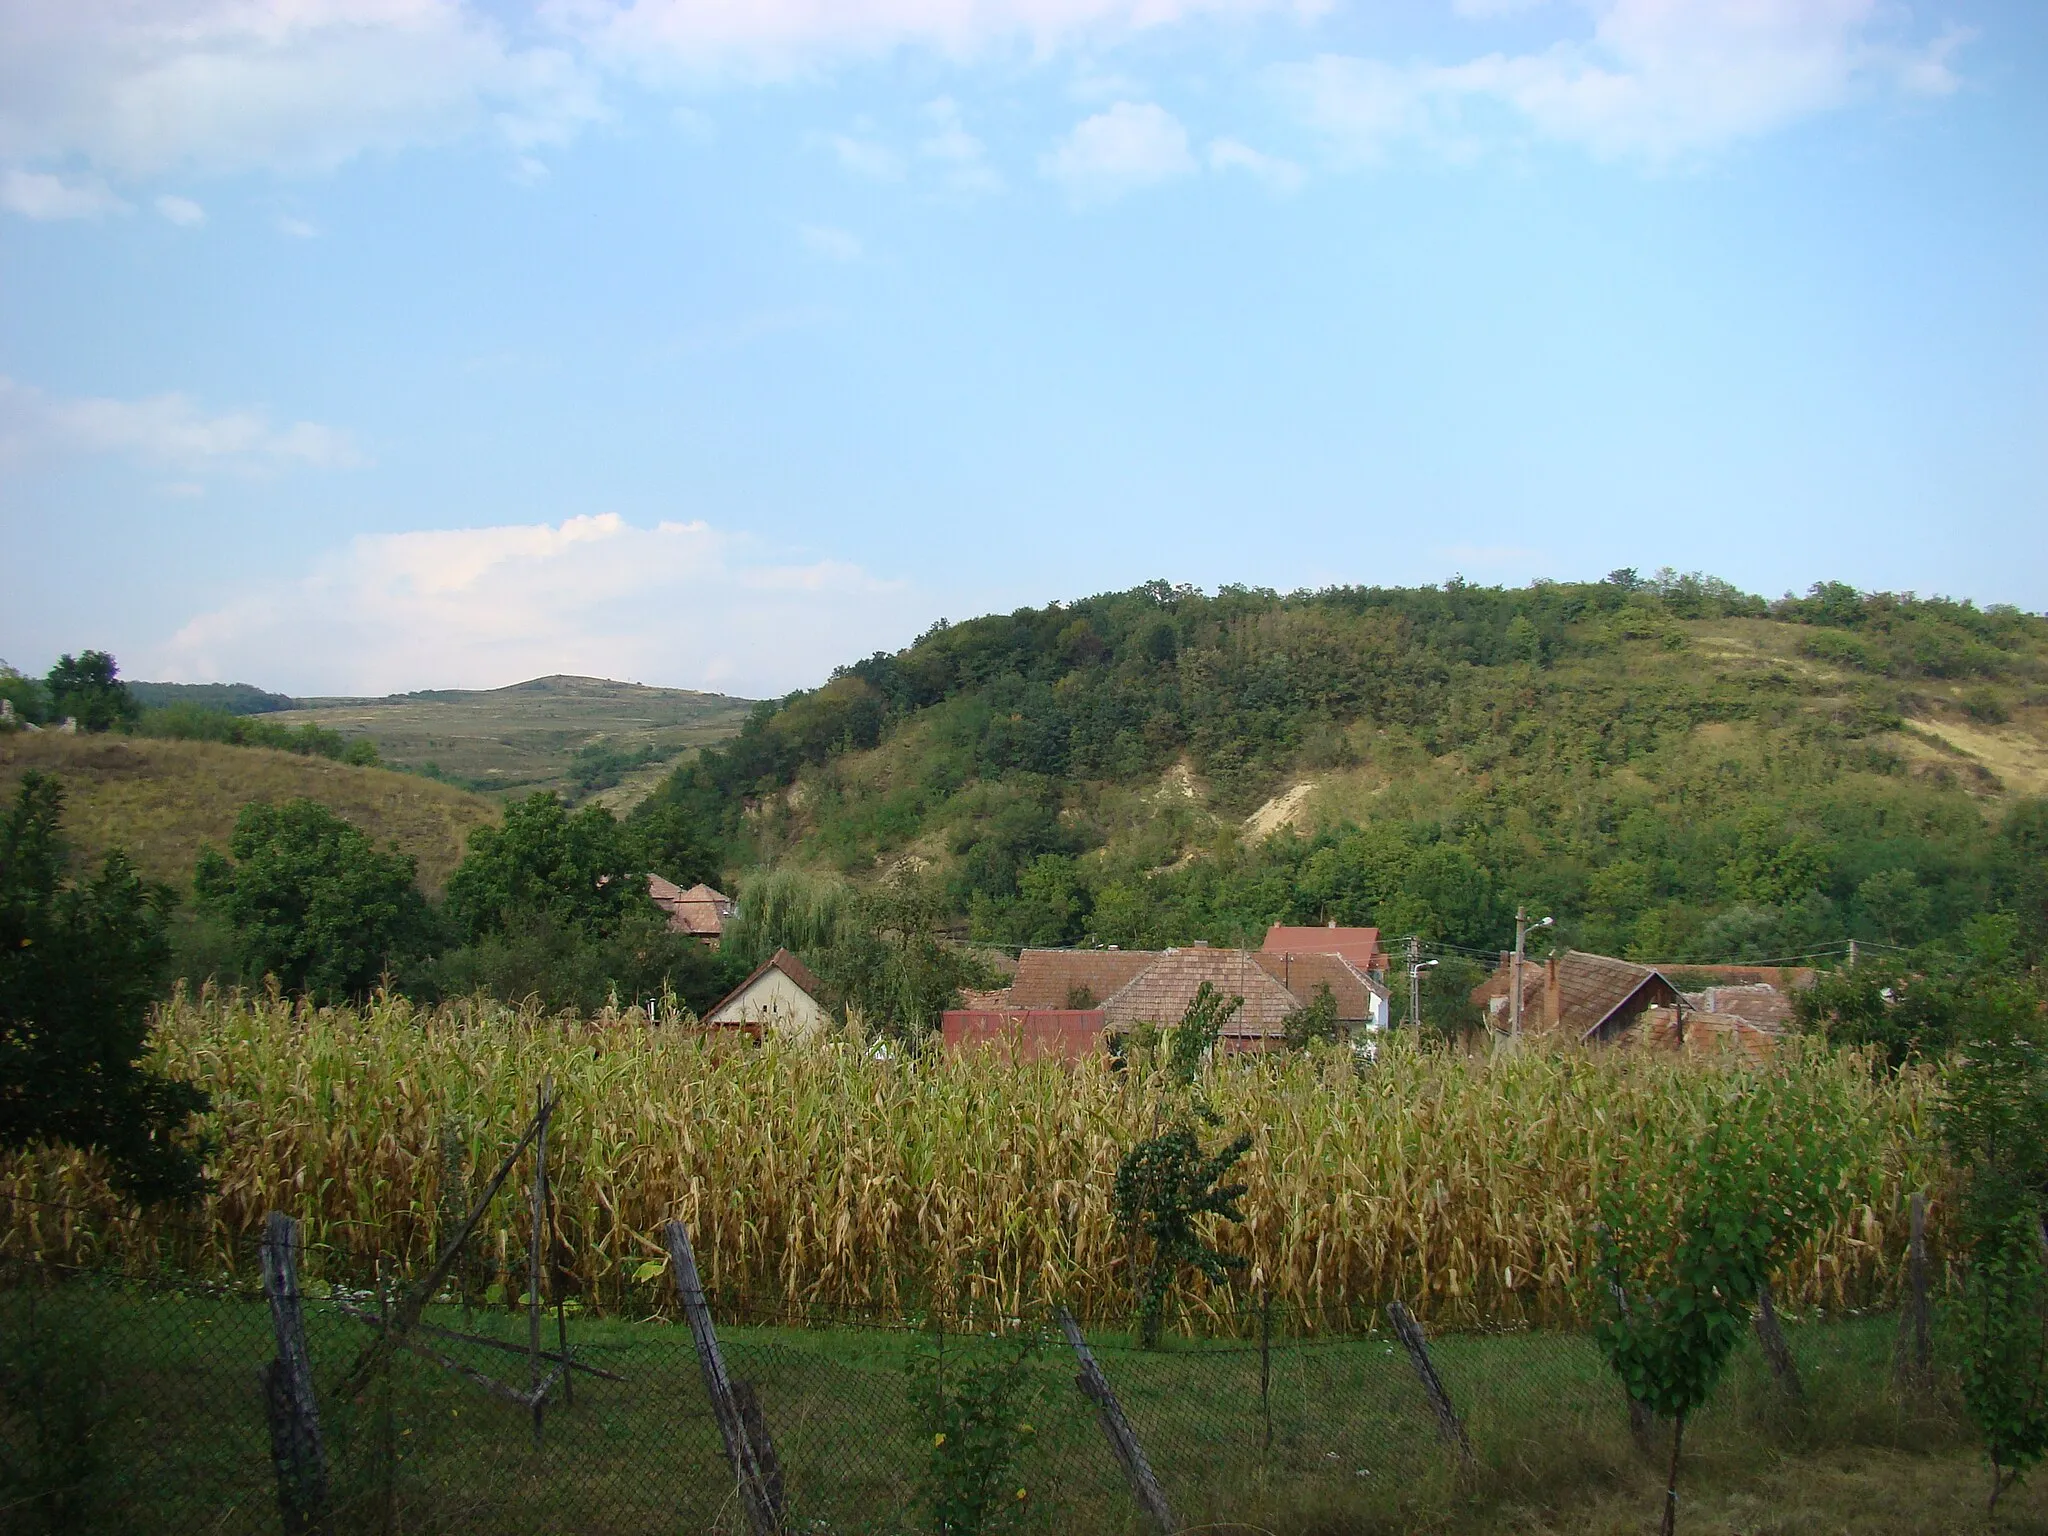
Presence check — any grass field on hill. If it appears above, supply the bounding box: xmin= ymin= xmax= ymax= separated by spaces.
xmin=268 ymin=674 xmax=754 ymax=807
xmin=0 ymin=731 xmax=497 ymax=893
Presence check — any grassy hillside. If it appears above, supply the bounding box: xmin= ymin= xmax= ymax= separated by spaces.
xmin=268 ymin=674 xmax=753 ymax=808
xmin=0 ymin=731 xmax=497 ymax=894
xmin=643 ymin=574 xmax=2048 ymax=966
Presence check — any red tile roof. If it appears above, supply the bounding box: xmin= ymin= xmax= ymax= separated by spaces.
xmin=1261 ymin=925 xmax=1383 ymax=972
xmin=1252 ymin=950 xmax=1387 ymax=1022
xmin=647 ymin=877 xmax=735 ymax=938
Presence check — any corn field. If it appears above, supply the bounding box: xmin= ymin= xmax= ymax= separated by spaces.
xmin=1 ymin=988 xmax=1944 ymax=1329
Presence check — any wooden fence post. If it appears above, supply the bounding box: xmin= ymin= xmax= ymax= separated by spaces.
xmin=528 ymin=1077 xmax=550 ymax=1449
xmin=1056 ymin=1307 xmax=1174 ymax=1533
xmin=664 ymin=1219 xmax=783 ymax=1535
xmin=1893 ymin=1192 xmax=1932 ymax=1390
xmin=260 ymin=1212 xmax=332 ymax=1536
xmin=1386 ymin=1301 xmax=1476 ymax=1474
xmin=1752 ymin=1282 xmax=1804 ymax=1401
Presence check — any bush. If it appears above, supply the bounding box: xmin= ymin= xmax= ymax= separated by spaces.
xmin=0 ymin=1289 xmax=132 ymax=1533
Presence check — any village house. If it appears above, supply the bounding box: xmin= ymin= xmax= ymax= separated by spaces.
xmin=941 ymin=925 xmax=1391 ymax=1059
xmin=646 ymin=876 xmax=735 ymax=947
xmin=703 ymin=948 xmax=832 ymax=1042
xmin=1472 ymin=951 xmax=1812 ymax=1057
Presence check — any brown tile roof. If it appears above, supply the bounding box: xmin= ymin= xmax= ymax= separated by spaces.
xmin=1550 ymin=951 xmax=1682 ymax=1041
xmin=1689 ymin=983 xmax=1795 ymax=1028
xmin=1261 ymin=925 xmax=1383 ymax=972
xmin=1100 ymin=949 xmax=1306 ymax=1038
xmin=647 ymin=879 xmax=735 ymax=938
xmin=1252 ymin=950 xmax=1387 ymax=1021
xmin=1006 ymin=949 xmax=1159 ymax=1010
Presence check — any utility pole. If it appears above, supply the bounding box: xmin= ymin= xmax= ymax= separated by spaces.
xmin=1407 ymin=935 xmax=1422 ymax=1029
xmin=1847 ymin=938 xmax=1858 ymax=968
xmin=1508 ymin=906 xmax=1553 ymax=1043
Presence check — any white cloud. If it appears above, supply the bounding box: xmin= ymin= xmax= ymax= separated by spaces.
xmin=800 ymin=223 xmax=864 ymax=261
xmin=1 ymin=167 xmax=125 ymax=220
xmin=920 ymin=97 xmax=1001 ymax=193
xmin=1042 ymin=101 xmax=1196 ymax=199
xmin=566 ymin=0 xmax=1323 ymax=81
xmin=821 ymin=130 xmax=904 ymax=180
xmin=0 ymin=375 xmax=362 ymax=473
xmin=1207 ymin=135 xmax=1303 ymax=191
xmin=277 ymin=215 xmax=319 ymax=238
xmin=154 ymin=193 xmax=205 ymax=226
xmin=0 ymin=0 xmax=604 ymax=180
xmin=1273 ymin=0 xmax=1969 ymax=164
xmin=149 ymin=513 xmax=921 ymax=697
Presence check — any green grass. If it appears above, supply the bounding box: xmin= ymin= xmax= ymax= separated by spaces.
xmin=268 ymin=675 xmax=754 ymax=808
xmin=0 ymin=731 xmax=497 ymax=894
xmin=0 ymin=1278 xmax=2019 ymax=1536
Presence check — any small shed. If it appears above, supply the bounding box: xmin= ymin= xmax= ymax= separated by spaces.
xmin=704 ymin=948 xmax=831 ymax=1042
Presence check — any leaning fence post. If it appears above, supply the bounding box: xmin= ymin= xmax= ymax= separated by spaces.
xmin=1056 ymin=1307 xmax=1174 ymax=1533
xmin=1753 ymin=1281 xmax=1804 ymax=1401
xmin=1386 ymin=1300 xmax=1476 ymax=1474
xmin=664 ymin=1219 xmax=782 ymax=1535
xmin=260 ymin=1212 xmax=332 ymax=1536
xmin=528 ymin=1076 xmax=550 ymax=1449
xmin=1893 ymin=1191 xmax=1932 ymax=1391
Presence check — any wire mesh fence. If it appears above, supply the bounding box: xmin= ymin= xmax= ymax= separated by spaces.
xmin=0 ymin=1216 xmax=1960 ymax=1536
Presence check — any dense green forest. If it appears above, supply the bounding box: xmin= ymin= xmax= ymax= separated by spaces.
xmin=639 ymin=571 xmax=2048 ymax=971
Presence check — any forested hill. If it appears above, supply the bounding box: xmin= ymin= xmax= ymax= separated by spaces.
xmin=639 ymin=573 xmax=2048 ymax=969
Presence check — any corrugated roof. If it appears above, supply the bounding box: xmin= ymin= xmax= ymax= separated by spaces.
xmin=1006 ymin=949 xmax=1159 ymax=1010
xmin=1260 ymin=925 xmax=1383 ymax=971
xmin=1101 ymin=950 xmax=1305 ymax=1037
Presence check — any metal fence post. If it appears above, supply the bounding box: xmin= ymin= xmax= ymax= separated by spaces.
xmin=1752 ymin=1281 xmax=1804 ymax=1400
xmin=1893 ymin=1191 xmax=1932 ymax=1391
xmin=665 ymin=1219 xmax=783 ymax=1535
xmin=1056 ymin=1307 xmax=1175 ymax=1533
xmin=1386 ymin=1300 xmax=1476 ymax=1474
xmin=260 ymin=1212 xmax=332 ymax=1536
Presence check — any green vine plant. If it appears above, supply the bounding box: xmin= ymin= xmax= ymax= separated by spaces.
xmin=1114 ymin=1122 xmax=1253 ymax=1348
xmin=1166 ymin=980 xmax=1240 ymax=1086
xmin=904 ymin=1331 xmax=1041 ymax=1536
xmin=1935 ymin=937 xmax=2048 ymax=1514
xmin=1592 ymin=1073 xmax=1847 ymax=1536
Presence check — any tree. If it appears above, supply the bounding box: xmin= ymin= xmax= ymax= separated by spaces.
xmin=1937 ymin=961 xmax=2048 ymax=1511
xmin=444 ymin=792 xmax=638 ymax=942
xmin=1593 ymin=1075 xmax=1846 ymax=1535
xmin=1167 ymin=981 xmax=1240 ymax=1085
xmin=195 ymin=799 xmax=433 ymax=1002
xmin=628 ymin=800 xmax=721 ymax=890
xmin=1113 ymin=1121 xmax=1251 ymax=1347
xmin=1795 ymin=917 xmax=2025 ymax=1069
xmin=1280 ymin=981 xmax=1339 ymax=1049
xmin=0 ymin=773 xmax=209 ymax=1203
xmin=43 ymin=651 xmax=138 ymax=733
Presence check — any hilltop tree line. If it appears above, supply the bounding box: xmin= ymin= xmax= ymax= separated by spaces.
xmin=2 ymin=652 xmax=378 ymax=765
xmin=636 ymin=572 xmax=2048 ymax=989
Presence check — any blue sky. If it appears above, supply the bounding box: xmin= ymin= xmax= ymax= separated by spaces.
xmin=2 ymin=0 xmax=2043 ymax=698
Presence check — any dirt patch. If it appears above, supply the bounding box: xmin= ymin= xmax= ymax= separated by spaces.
xmin=1910 ymin=717 xmax=2048 ymax=796
xmin=1243 ymin=782 xmax=1318 ymax=841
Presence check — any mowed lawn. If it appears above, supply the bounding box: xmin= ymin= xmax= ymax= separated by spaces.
xmin=0 ymin=1281 xmax=2024 ymax=1535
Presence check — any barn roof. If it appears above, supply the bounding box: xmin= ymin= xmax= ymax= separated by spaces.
xmin=1551 ymin=951 xmax=1682 ymax=1041
xmin=1252 ymin=950 xmax=1388 ymax=1020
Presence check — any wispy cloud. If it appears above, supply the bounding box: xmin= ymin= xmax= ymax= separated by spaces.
xmin=1208 ymin=135 xmax=1303 ymax=192
xmin=0 ymin=375 xmax=362 ymax=473
xmin=1042 ymin=101 xmax=1196 ymax=201
xmin=1 ymin=168 xmax=124 ymax=220
xmin=820 ymin=130 xmax=903 ymax=180
xmin=1272 ymin=0 xmax=1968 ymax=166
xmin=920 ymin=97 xmax=1001 ymax=194
xmin=151 ymin=513 xmax=921 ymax=697
xmin=154 ymin=193 xmax=204 ymax=226
xmin=799 ymin=223 xmax=863 ymax=261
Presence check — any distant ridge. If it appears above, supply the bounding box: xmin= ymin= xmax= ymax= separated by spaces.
xmin=126 ymin=681 xmax=295 ymax=716
xmin=296 ymin=675 xmax=739 ymax=708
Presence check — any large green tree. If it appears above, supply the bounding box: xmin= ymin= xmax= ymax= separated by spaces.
xmin=44 ymin=651 xmax=139 ymax=733
xmin=195 ymin=799 xmax=434 ymax=1001
xmin=0 ymin=773 xmax=209 ymax=1203
xmin=444 ymin=792 xmax=638 ymax=942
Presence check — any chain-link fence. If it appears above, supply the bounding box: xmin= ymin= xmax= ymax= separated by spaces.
xmin=0 ymin=1210 xmax=1960 ymax=1535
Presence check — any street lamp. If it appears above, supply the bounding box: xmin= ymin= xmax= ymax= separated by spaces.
xmin=1408 ymin=957 xmax=1438 ymax=1034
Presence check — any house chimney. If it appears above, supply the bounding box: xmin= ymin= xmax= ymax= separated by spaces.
xmin=1190 ymin=939 xmax=1209 ymax=948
